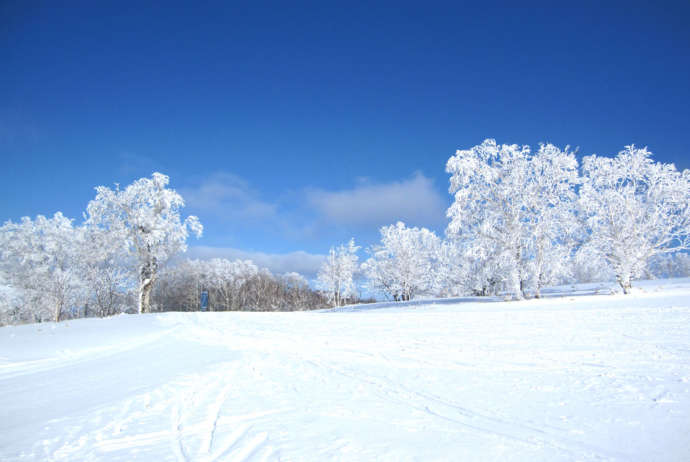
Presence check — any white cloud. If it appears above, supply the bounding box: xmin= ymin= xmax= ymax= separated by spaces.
xmin=307 ymin=173 xmax=447 ymax=229
xmin=179 ymin=172 xmax=277 ymax=221
xmin=186 ymin=246 xmax=325 ymax=278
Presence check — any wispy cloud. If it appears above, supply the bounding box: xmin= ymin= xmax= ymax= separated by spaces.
xmin=306 ymin=172 xmax=447 ymax=229
xmin=176 ymin=171 xmax=448 ymax=258
xmin=179 ymin=172 xmax=277 ymax=222
xmin=186 ymin=246 xmax=325 ymax=278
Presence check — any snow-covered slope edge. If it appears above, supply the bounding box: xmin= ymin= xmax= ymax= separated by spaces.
xmin=326 ymin=277 xmax=690 ymax=313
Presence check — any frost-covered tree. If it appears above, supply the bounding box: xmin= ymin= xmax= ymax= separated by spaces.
xmin=432 ymin=240 xmax=468 ymax=297
xmin=205 ymin=258 xmax=259 ymax=311
xmin=568 ymin=242 xmax=615 ymax=284
xmin=446 ymin=140 xmax=531 ymax=299
xmin=522 ymin=143 xmax=580 ymax=297
xmin=317 ymin=239 xmax=359 ymax=307
xmin=448 ymin=238 xmax=514 ymax=296
xmin=153 ymin=258 xmax=325 ymax=311
xmin=85 ymin=173 xmax=202 ymax=313
xmin=580 ymin=146 xmax=690 ymax=293
xmin=647 ymin=252 xmax=690 ymax=279
xmin=152 ymin=259 xmax=206 ymax=311
xmin=279 ymin=272 xmax=314 ymax=307
xmin=0 ymin=272 xmax=24 ymax=325
xmin=80 ymin=226 xmax=135 ymax=317
xmin=446 ymin=139 xmax=579 ymax=299
xmin=0 ymin=213 xmax=85 ymax=322
xmin=363 ymin=222 xmax=441 ymax=301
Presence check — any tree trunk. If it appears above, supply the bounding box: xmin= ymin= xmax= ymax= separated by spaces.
xmin=511 ymin=268 xmax=523 ymax=300
xmin=139 ymin=278 xmax=154 ymax=313
xmin=534 ymin=276 xmax=543 ymax=299
xmin=139 ymin=258 xmax=157 ymax=313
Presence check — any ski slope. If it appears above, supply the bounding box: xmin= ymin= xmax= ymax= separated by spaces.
xmin=2 ymin=279 xmax=690 ymax=461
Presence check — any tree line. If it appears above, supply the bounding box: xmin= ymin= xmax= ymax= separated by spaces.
xmin=0 ymin=173 xmax=327 ymax=325
xmin=317 ymin=141 xmax=690 ymax=305
xmin=2 ymin=140 xmax=689 ymax=321
xmin=152 ymin=258 xmax=326 ymax=312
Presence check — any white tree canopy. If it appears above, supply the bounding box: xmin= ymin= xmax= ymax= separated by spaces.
xmin=317 ymin=239 xmax=359 ymax=307
xmin=0 ymin=212 xmax=85 ymax=322
xmin=85 ymin=172 xmax=203 ymax=313
xmin=363 ymin=222 xmax=441 ymax=301
xmin=580 ymin=146 xmax=690 ymax=293
xmin=445 ymin=139 xmax=579 ymax=299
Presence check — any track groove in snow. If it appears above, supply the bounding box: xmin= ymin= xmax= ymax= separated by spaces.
xmin=202 ymin=382 xmax=232 ymax=456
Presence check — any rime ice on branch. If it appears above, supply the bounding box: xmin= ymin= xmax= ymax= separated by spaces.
xmin=363 ymin=222 xmax=441 ymax=301
xmin=317 ymin=239 xmax=359 ymax=307
xmin=85 ymin=173 xmax=202 ymax=313
xmin=445 ymin=139 xmax=579 ymax=299
xmin=579 ymin=146 xmax=690 ymax=293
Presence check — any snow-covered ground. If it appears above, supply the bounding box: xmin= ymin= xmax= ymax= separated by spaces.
xmin=2 ymin=279 xmax=690 ymax=461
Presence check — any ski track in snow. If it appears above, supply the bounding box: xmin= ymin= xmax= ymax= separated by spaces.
xmin=1 ymin=279 xmax=690 ymax=461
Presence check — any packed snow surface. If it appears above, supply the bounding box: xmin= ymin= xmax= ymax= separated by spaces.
xmin=2 ymin=280 xmax=690 ymax=461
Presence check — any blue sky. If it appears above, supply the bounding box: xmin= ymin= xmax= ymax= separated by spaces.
xmin=2 ymin=1 xmax=690 ymax=277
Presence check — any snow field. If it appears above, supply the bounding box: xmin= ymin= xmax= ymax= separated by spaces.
xmin=1 ymin=279 xmax=690 ymax=461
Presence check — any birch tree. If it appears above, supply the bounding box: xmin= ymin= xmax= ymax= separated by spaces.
xmin=0 ymin=213 xmax=85 ymax=322
xmin=522 ymin=143 xmax=579 ymax=297
xmin=80 ymin=226 xmax=135 ymax=317
xmin=363 ymin=222 xmax=441 ymax=301
xmin=446 ymin=139 xmax=532 ymax=299
xmin=580 ymin=146 xmax=690 ymax=293
xmin=317 ymin=239 xmax=359 ymax=307
xmin=85 ymin=173 xmax=202 ymax=313
xmin=446 ymin=139 xmax=580 ymax=299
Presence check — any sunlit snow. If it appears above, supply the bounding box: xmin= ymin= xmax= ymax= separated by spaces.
xmin=2 ymin=279 xmax=689 ymax=461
